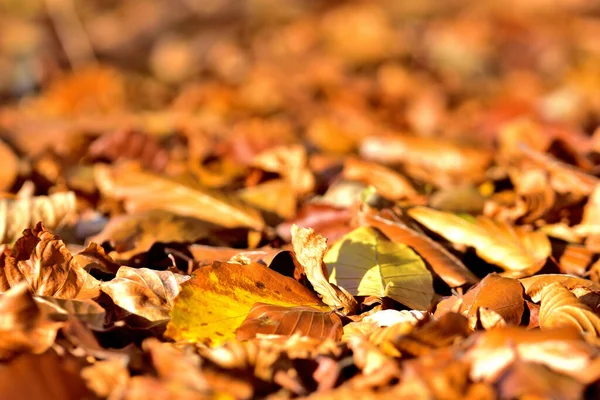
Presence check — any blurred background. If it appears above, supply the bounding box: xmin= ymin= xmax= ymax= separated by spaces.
xmin=1 ymin=0 xmax=600 ymax=133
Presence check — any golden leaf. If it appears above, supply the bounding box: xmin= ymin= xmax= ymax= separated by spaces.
xmin=165 ymin=262 xmax=326 ymax=346
xmin=539 ymin=282 xmax=600 ymax=336
xmin=0 ymin=223 xmax=100 ymax=299
xmin=101 ymin=267 xmax=189 ymax=322
xmin=408 ymin=206 xmax=550 ymax=277
xmin=520 ymin=274 xmax=600 ymax=303
xmin=324 ymin=226 xmax=434 ymax=310
xmin=291 ymin=224 xmax=358 ymax=314
xmin=94 ymin=163 xmax=264 ymax=230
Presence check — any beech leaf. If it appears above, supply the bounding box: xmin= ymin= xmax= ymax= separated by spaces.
xmin=236 ymin=303 xmax=343 ymax=341
xmin=101 ymin=267 xmax=189 ymax=322
xmin=408 ymin=206 xmax=551 ymax=277
xmin=0 ymin=223 xmax=100 ymax=299
xmin=324 ymin=226 xmax=434 ymax=310
xmin=165 ymin=262 xmax=327 ymax=346
xmin=539 ymin=283 xmax=600 ymax=337
xmin=94 ymin=163 xmax=265 ymax=230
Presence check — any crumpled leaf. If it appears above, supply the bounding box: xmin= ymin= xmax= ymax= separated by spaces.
xmin=435 ymin=274 xmax=525 ymax=329
xmin=0 ymin=283 xmax=64 ymax=360
xmin=539 ymin=282 xmax=600 ymax=336
xmin=165 ymin=262 xmax=326 ymax=346
xmin=101 ymin=267 xmax=189 ymax=322
xmin=291 ymin=225 xmax=358 ymax=314
xmin=95 ymin=163 xmax=264 ymax=230
xmin=35 ymin=296 xmax=106 ymax=330
xmin=324 ymin=226 xmax=434 ymax=310
xmin=408 ymin=206 xmax=551 ymax=278
xmin=520 ymin=274 xmax=600 ymax=303
xmin=0 ymin=188 xmax=76 ymax=244
xmin=236 ymin=303 xmax=343 ymax=341
xmin=361 ymin=212 xmax=478 ymax=287
xmin=0 ymin=223 xmax=100 ymax=299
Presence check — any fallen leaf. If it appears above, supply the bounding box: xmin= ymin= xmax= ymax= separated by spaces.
xmin=361 ymin=212 xmax=478 ymax=287
xmin=0 ymin=190 xmax=77 ymax=244
xmin=324 ymin=226 xmax=434 ymax=310
xmin=435 ymin=274 xmax=525 ymax=329
xmin=291 ymin=224 xmax=358 ymax=314
xmin=408 ymin=206 xmax=551 ymax=277
xmin=238 ymin=179 xmax=297 ymax=219
xmin=519 ymin=274 xmax=600 ymax=302
xmin=276 ymin=203 xmax=353 ymax=244
xmin=539 ymin=282 xmax=600 ymax=336
xmin=342 ymin=157 xmax=417 ymax=200
xmin=81 ymin=359 xmax=129 ymax=399
xmin=90 ymin=210 xmax=214 ymax=258
xmin=0 ymin=223 xmax=100 ymax=299
xmin=0 ymin=140 xmax=18 ymax=191
xmin=95 ymin=163 xmax=264 ymax=230
xmin=0 ymin=283 xmax=64 ymax=360
xmin=35 ymin=296 xmax=106 ymax=330
xmin=251 ymin=144 xmax=315 ymax=195
xmin=101 ymin=267 xmax=189 ymax=322
xmin=165 ymin=262 xmax=326 ymax=345
xmin=236 ymin=303 xmax=343 ymax=341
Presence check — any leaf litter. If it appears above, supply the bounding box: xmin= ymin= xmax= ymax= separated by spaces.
xmin=2 ymin=1 xmax=600 ymax=399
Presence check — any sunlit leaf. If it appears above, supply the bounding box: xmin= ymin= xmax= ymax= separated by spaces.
xmin=165 ymin=262 xmax=326 ymax=346
xmin=408 ymin=206 xmax=551 ymax=277
xmin=0 ymin=223 xmax=100 ymax=299
xmin=291 ymin=224 xmax=357 ymax=314
xmin=538 ymin=282 xmax=600 ymax=336
xmin=324 ymin=226 xmax=434 ymax=310
xmin=236 ymin=303 xmax=343 ymax=341
xmin=95 ymin=163 xmax=264 ymax=230
xmin=101 ymin=267 xmax=189 ymax=322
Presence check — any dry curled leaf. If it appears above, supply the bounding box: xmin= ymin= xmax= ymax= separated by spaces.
xmin=408 ymin=206 xmax=551 ymax=278
xmin=236 ymin=303 xmax=343 ymax=341
xmin=519 ymin=274 xmax=600 ymax=303
xmin=95 ymin=163 xmax=265 ymax=230
xmin=0 ymin=223 xmax=100 ymax=299
xmin=291 ymin=224 xmax=358 ymax=314
xmin=539 ymin=282 xmax=600 ymax=336
xmin=101 ymin=267 xmax=189 ymax=322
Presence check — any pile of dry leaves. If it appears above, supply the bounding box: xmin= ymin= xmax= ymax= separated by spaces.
xmin=2 ymin=0 xmax=600 ymax=399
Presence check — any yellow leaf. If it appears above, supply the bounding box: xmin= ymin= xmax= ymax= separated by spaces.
xmin=408 ymin=206 xmax=550 ymax=278
xmin=539 ymin=283 xmax=600 ymax=337
xmin=324 ymin=226 xmax=434 ymax=310
xmin=165 ymin=262 xmax=326 ymax=346
xmin=94 ymin=163 xmax=264 ymax=230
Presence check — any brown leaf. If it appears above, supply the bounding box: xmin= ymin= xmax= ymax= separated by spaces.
xmin=538 ymin=282 xmax=600 ymax=336
xmin=81 ymin=359 xmax=129 ymax=399
xmin=360 ymin=134 xmax=491 ymax=186
xmin=90 ymin=210 xmax=214 ymax=258
xmin=291 ymin=224 xmax=358 ymax=314
xmin=408 ymin=206 xmax=551 ymax=278
xmin=342 ymin=157 xmax=417 ymax=200
xmin=0 ymin=350 xmax=92 ymax=400
xmin=361 ymin=212 xmax=479 ymax=287
xmin=236 ymin=303 xmax=343 ymax=341
xmin=1 ymin=223 xmax=100 ymax=299
xmin=238 ymin=179 xmax=297 ymax=219
xmin=0 ymin=283 xmax=64 ymax=360
xmin=88 ymin=128 xmax=169 ymax=172
xmin=276 ymin=203 xmax=353 ymax=244
xmin=519 ymin=274 xmax=600 ymax=302
xmin=435 ymin=274 xmax=525 ymax=329
xmin=101 ymin=266 xmax=189 ymax=322
xmin=251 ymin=144 xmax=315 ymax=195
xmin=0 ymin=189 xmax=77 ymax=244
xmin=94 ymin=163 xmax=264 ymax=230
xmin=0 ymin=140 xmax=18 ymax=192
